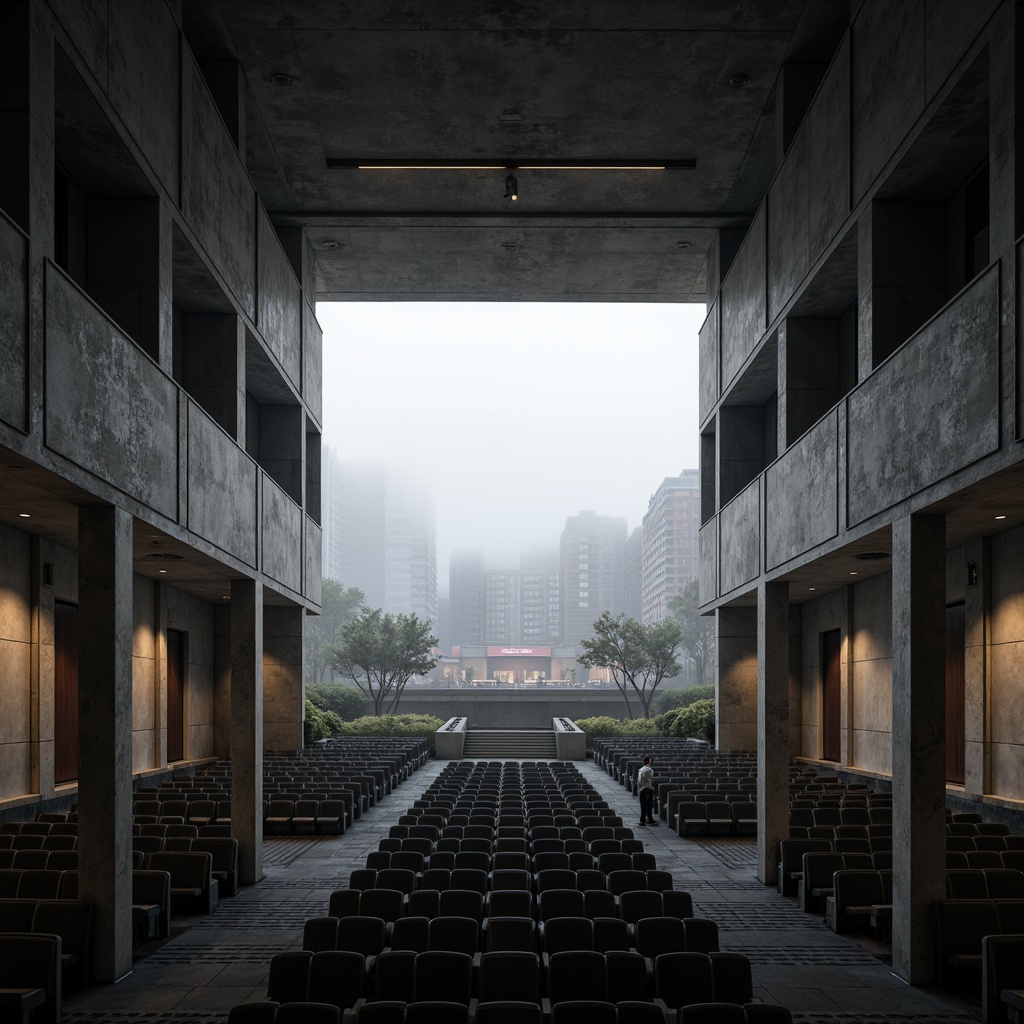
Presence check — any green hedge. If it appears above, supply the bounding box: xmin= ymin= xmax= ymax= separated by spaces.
xmin=655 ymin=699 xmax=716 ymax=742
xmin=574 ymin=716 xmax=660 ymax=751
xmin=304 ymin=699 xmax=344 ymax=743
xmin=306 ymin=682 xmax=369 ymax=721
xmin=652 ymin=684 xmax=715 ymax=716
xmin=335 ymin=714 xmax=446 ymax=753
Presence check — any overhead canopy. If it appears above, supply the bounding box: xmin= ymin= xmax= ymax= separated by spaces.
xmin=183 ymin=1 xmax=849 ymax=302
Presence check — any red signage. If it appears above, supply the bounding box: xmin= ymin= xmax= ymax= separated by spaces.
xmin=486 ymin=646 xmax=552 ymax=657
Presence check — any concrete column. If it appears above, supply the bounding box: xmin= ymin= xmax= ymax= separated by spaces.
xmin=716 ymin=605 xmax=757 ymax=752
xmin=264 ymin=605 xmax=305 ymax=751
xmin=29 ymin=536 xmax=55 ymax=796
xmin=77 ymin=505 xmax=134 ymax=982
xmin=231 ymin=577 xmax=264 ymax=886
xmin=891 ymin=513 xmax=947 ymax=985
xmin=154 ymin=583 xmax=168 ymax=767
xmin=757 ymin=581 xmax=790 ymax=885
xmin=963 ymin=536 xmax=990 ymax=797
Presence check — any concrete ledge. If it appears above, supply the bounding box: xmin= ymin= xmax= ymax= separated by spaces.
xmin=553 ymin=718 xmax=586 ymax=760
xmin=435 ymin=717 xmax=468 ymax=760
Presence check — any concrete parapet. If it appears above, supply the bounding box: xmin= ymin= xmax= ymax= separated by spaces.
xmin=435 ymin=717 xmax=467 ymax=760
xmin=553 ymin=718 xmax=586 ymax=760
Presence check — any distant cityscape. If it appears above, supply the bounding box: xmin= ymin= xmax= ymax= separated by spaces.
xmin=321 ymin=447 xmax=698 ymax=684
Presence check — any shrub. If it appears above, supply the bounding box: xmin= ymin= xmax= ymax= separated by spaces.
xmin=574 ymin=716 xmax=660 ymax=751
xmin=306 ymin=682 xmax=369 ymax=721
xmin=652 ymin=684 xmax=715 ymax=716
xmin=304 ymin=698 xmax=344 ymax=744
xmin=669 ymin=698 xmax=716 ymax=742
xmin=336 ymin=714 xmax=446 ymax=753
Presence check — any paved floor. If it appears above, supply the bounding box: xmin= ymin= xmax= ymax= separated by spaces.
xmin=63 ymin=759 xmax=981 ymax=1024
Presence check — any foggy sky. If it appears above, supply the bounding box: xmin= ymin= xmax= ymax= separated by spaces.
xmin=317 ymin=302 xmax=703 ymax=585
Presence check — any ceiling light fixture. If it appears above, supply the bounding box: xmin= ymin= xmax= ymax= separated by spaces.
xmin=677 ymin=241 xmax=691 ymax=250
xmin=268 ymin=73 xmax=297 ymax=87
xmin=729 ymin=74 xmax=750 ymax=88
xmin=995 ymin=514 xmax=1007 ymax=520
xmin=504 ymin=174 xmax=519 ymax=201
xmin=808 ymin=587 xmax=816 ymax=591
xmin=849 ymin=571 xmax=858 ymax=576
xmin=329 ymin=158 xmax=695 ymax=170
xmin=158 ymin=569 xmax=168 ymax=574
xmin=18 ymin=513 xmax=30 ymax=518
xmin=320 ymin=240 xmax=343 ymax=250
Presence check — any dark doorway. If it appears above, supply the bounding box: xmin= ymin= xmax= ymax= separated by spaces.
xmin=822 ymin=629 xmax=842 ymax=762
xmin=166 ymin=628 xmax=185 ymax=763
xmin=946 ymin=602 xmax=966 ymax=785
xmin=54 ymin=600 xmax=79 ymax=784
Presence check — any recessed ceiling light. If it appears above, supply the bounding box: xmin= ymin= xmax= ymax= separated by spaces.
xmin=676 ymin=241 xmax=691 ymax=250
xmin=321 ymin=240 xmax=343 ymax=250
xmin=158 ymin=569 xmax=168 ymax=574
xmin=995 ymin=515 xmax=1007 ymax=520
xmin=18 ymin=513 xmax=30 ymax=518
xmin=500 ymin=109 xmax=522 ymax=122
xmin=222 ymin=595 xmax=229 ymax=600
xmin=268 ymin=73 xmax=297 ymax=87
xmin=808 ymin=587 xmax=816 ymax=592
xmin=849 ymin=571 xmax=858 ymax=575
xmin=729 ymin=74 xmax=750 ymax=88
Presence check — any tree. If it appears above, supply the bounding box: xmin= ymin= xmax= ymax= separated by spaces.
xmin=668 ymin=580 xmax=716 ymax=686
xmin=577 ymin=612 xmax=683 ymax=720
xmin=305 ymin=580 xmax=365 ymax=685
xmin=330 ymin=608 xmax=439 ymax=716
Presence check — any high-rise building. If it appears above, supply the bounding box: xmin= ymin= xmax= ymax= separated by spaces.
xmin=560 ymin=511 xmax=628 ymax=648
xmin=450 ymin=547 xmax=560 ymax=648
xmin=321 ymin=458 xmax=436 ymax=625
xmin=625 ymin=526 xmax=645 ymax=621
xmin=642 ymin=469 xmax=700 ymax=623
xmin=449 ymin=550 xmax=485 ymax=648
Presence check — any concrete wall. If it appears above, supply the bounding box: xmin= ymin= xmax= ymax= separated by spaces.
xmin=395 ymin=689 xmax=645 ymax=729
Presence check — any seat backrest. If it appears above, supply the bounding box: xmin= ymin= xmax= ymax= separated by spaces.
xmin=547 ymin=949 xmax=606 ymax=1002
xmin=478 ymin=950 xmax=541 ymax=1003
xmin=0 ymin=932 xmax=61 ymax=1021
xmin=414 ymin=949 xmax=474 ymax=1004
xmin=428 ymin=914 xmax=480 ymax=955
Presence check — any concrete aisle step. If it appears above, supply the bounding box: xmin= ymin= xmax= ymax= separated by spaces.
xmin=461 ymin=729 xmax=557 ymax=758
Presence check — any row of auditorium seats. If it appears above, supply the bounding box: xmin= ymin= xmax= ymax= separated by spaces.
xmin=230 ymin=759 xmax=794 ymax=1024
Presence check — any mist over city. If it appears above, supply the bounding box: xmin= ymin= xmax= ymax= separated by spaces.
xmin=318 ymin=302 xmax=704 ymax=581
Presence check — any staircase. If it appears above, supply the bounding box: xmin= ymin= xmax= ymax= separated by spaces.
xmin=461 ymin=729 xmax=558 ymax=759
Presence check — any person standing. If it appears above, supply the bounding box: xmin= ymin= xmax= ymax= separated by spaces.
xmin=638 ymin=755 xmax=657 ymax=825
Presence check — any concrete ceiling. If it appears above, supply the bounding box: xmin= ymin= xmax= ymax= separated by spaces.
xmin=182 ymin=0 xmax=851 ymax=302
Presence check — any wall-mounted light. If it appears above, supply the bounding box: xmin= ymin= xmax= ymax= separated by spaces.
xmin=504 ymin=174 xmax=519 ymax=201
xmin=967 ymin=563 xmax=978 ymax=588
xmin=43 ymin=563 xmax=54 ymax=588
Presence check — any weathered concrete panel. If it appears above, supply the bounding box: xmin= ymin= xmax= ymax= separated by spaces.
xmin=720 ymin=204 xmax=767 ymax=389
xmin=305 ymin=517 xmax=323 ymax=606
xmin=187 ymin=401 xmax=257 ymax=566
xmin=768 ymin=123 xmax=809 ymax=323
xmin=699 ymin=518 xmax=718 ymax=606
xmin=261 ymin=474 xmax=302 ymax=593
xmin=0 ymin=212 xmax=28 ymax=431
xmin=181 ymin=56 xmax=255 ymax=319
xmin=924 ymin=1 xmax=998 ymax=102
xmin=847 ymin=267 xmax=999 ymax=525
xmin=258 ymin=211 xmax=302 ymax=390
xmin=765 ymin=410 xmax=838 ymax=569
xmin=105 ymin=0 xmax=179 ymax=195
xmin=45 ymin=265 xmax=179 ymax=517
xmin=851 ymin=0 xmax=926 ymax=202
xmin=719 ymin=478 xmax=760 ymax=595
xmin=698 ymin=300 xmax=719 ymax=424
xmin=806 ymin=37 xmax=850 ymax=260
xmin=303 ymin=301 xmax=323 ymax=424
xmin=47 ymin=0 xmax=108 ymax=90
